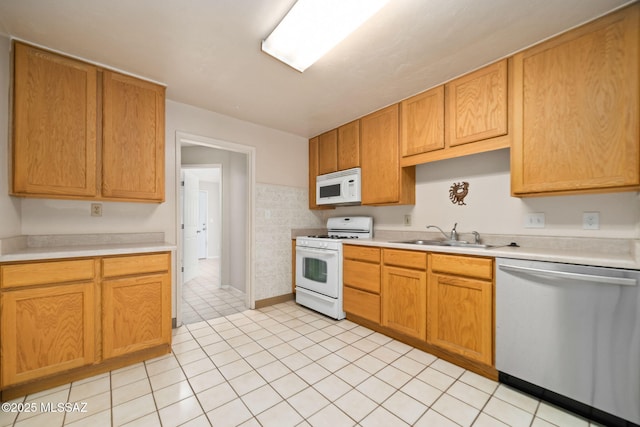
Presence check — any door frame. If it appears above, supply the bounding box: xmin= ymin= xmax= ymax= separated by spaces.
xmin=175 ymin=131 xmax=256 ymax=326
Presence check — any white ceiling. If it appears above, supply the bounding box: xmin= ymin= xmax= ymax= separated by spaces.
xmin=0 ymin=0 xmax=632 ymax=138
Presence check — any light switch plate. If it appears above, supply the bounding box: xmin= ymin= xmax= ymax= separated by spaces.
xmin=404 ymin=214 xmax=411 ymax=226
xmin=525 ymin=213 xmax=545 ymax=228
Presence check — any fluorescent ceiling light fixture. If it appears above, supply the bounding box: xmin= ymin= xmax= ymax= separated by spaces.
xmin=262 ymin=0 xmax=389 ymax=72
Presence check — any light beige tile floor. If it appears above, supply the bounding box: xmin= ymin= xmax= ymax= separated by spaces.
xmin=182 ymin=258 xmax=246 ymax=324
xmin=1 ymin=301 xmax=604 ymax=427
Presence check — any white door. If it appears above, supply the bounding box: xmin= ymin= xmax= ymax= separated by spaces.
xmin=183 ymin=171 xmax=199 ymax=283
xmin=197 ymin=190 xmax=208 ymax=259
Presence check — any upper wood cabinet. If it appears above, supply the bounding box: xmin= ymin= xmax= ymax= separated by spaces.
xmin=401 ymin=59 xmax=512 ymax=166
xmin=308 ymin=137 xmax=333 ymax=210
xmin=400 ymin=86 xmax=445 ymax=157
xmin=337 ymin=120 xmax=360 ymax=170
xmin=317 ymin=129 xmax=338 ymax=175
xmin=446 ymin=59 xmax=508 ymax=147
xmin=102 ymin=71 xmax=165 ymax=202
xmin=511 ymin=3 xmax=639 ymax=196
xmin=12 ymin=42 xmax=98 ymax=198
xmin=361 ymin=104 xmax=415 ymax=205
xmin=11 ymin=42 xmax=166 ymax=203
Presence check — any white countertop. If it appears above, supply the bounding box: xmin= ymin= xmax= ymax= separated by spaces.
xmin=0 ymin=233 xmax=176 ymax=263
xmin=341 ymin=237 xmax=640 ymax=270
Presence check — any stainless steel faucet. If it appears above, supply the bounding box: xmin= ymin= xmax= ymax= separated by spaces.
xmin=426 ymin=223 xmax=458 ymax=241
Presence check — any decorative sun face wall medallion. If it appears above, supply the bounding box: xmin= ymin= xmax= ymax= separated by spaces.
xmin=449 ymin=182 xmax=469 ymax=205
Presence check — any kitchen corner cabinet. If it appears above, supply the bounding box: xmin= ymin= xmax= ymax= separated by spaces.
xmin=361 ymin=104 xmax=415 ymax=205
xmin=308 ymin=137 xmax=333 ymax=210
xmin=0 ymin=252 xmax=171 ymax=398
xmin=511 ymin=3 xmax=640 ymax=197
xmin=343 ymin=245 xmax=381 ymax=323
xmin=317 ymin=130 xmax=338 ymax=175
xmin=427 ymin=253 xmax=494 ymax=366
xmin=381 ymin=249 xmax=427 ymax=340
xmin=0 ymin=259 xmax=97 ymax=387
xmin=400 ymin=59 xmax=512 ymax=166
xmin=12 ymin=42 xmax=165 ymax=203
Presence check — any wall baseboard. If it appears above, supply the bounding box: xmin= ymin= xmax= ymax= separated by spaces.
xmin=255 ymin=293 xmax=294 ymax=309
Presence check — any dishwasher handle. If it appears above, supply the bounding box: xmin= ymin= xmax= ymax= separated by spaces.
xmin=498 ymin=263 xmax=637 ymax=287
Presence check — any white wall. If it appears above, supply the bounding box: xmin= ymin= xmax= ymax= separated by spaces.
xmin=0 ymin=36 xmax=21 ymax=238
xmin=332 ymin=149 xmax=640 ymax=239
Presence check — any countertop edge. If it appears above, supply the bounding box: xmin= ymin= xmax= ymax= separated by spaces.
xmin=340 ymin=239 xmax=640 ymax=270
xmin=0 ymin=243 xmax=177 ymax=263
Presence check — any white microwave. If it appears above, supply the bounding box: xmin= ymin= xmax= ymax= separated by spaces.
xmin=316 ymin=167 xmax=362 ymax=206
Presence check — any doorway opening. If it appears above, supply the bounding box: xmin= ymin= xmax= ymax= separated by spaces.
xmin=176 ymin=132 xmax=255 ymax=326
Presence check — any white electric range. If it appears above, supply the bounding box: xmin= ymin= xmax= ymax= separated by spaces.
xmin=295 ymin=216 xmax=373 ymax=319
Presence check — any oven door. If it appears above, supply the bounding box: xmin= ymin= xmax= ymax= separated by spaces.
xmin=295 ymin=246 xmax=340 ymax=298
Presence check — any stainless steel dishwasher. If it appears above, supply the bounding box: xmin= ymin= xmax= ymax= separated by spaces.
xmin=495 ymin=258 xmax=640 ymax=426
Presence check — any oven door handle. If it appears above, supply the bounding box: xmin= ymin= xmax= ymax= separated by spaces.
xmin=297 ymin=247 xmax=338 ymax=258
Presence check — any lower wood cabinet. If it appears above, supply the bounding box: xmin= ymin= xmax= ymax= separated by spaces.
xmin=342 ymin=245 xmax=381 ymax=323
xmin=1 ymin=282 xmax=96 ymax=386
xmin=381 ymin=249 xmax=427 ymax=340
xmin=0 ymin=252 xmax=171 ymax=398
xmin=427 ymin=253 xmax=494 ymax=365
xmin=102 ymin=254 xmax=171 ymax=359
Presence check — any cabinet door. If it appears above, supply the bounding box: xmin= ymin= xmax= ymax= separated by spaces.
xmin=337 ymin=120 xmax=360 ymax=170
xmin=427 ymin=273 xmax=493 ymax=365
xmin=401 ymin=86 xmax=445 ymax=157
xmin=12 ymin=42 xmax=97 ymax=198
xmin=381 ymin=266 xmax=426 ymax=340
xmin=317 ymin=130 xmax=338 ymax=175
xmin=361 ymin=104 xmax=415 ymax=205
xmin=102 ymin=273 xmax=171 ymax=359
xmin=1 ymin=283 xmax=95 ymax=386
xmin=102 ymin=71 xmax=165 ymax=202
xmin=511 ymin=4 xmax=639 ymax=196
xmin=446 ymin=60 xmax=508 ymax=147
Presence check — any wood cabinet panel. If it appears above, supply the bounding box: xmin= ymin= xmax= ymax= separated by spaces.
xmin=383 ymin=249 xmax=426 ymax=270
xmin=430 ymin=253 xmax=493 ymax=280
xmin=511 ymin=4 xmax=640 ymax=196
xmin=102 ymin=253 xmax=170 ymax=278
xmin=381 ymin=265 xmax=427 ymax=340
xmin=401 ymin=86 xmax=445 ymax=157
xmin=427 ymin=272 xmax=493 ymax=365
xmin=1 ymin=282 xmax=95 ymax=386
xmin=317 ymin=130 xmax=338 ymax=174
xmin=446 ymin=59 xmax=508 ymax=147
xmin=344 ymin=286 xmax=380 ymax=323
xmin=343 ymin=245 xmax=380 ymax=263
xmin=337 ymin=120 xmax=360 ymax=170
xmin=1 ymin=259 xmax=95 ymax=289
xmin=12 ymin=42 xmax=97 ymax=198
xmin=343 ymin=259 xmax=380 ymax=293
xmin=361 ymin=104 xmax=415 ymax=205
xmin=102 ymin=71 xmax=165 ymax=202
xmin=102 ymin=273 xmax=171 ymax=359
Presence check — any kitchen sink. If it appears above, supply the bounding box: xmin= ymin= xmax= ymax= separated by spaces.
xmin=396 ymin=239 xmax=493 ymax=249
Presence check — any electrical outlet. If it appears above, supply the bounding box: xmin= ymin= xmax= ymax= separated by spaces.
xmin=583 ymin=212 xmax=600 ymax=230
xmin=404 ymin=214 xmax=411 ymax=226
xmin=524 ymin=213 xmax=545 ymax=228
xmin=91 ymin=203 xmax=102 ymax=217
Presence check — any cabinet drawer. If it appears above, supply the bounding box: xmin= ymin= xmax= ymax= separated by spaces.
xmin=343 ymin=245 xmax=380 ymax=263
xmin=383 ymin=249 xmax=427 ymax=270
xmin=344 ymin=286 xmax=380 ymax=323
xmin=344 ymin=259 xmax=380 ymax=293
xmin=1 ymin=259 xmax=95 ymax=289
xmin=102 ymin=253 xmax=170 ymax=278
xmin=430 ymin=253 xmax=493 ymax=280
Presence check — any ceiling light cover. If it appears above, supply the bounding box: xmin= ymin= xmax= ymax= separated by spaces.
xmin=262 ymin=0 xmax=389 ymax=72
